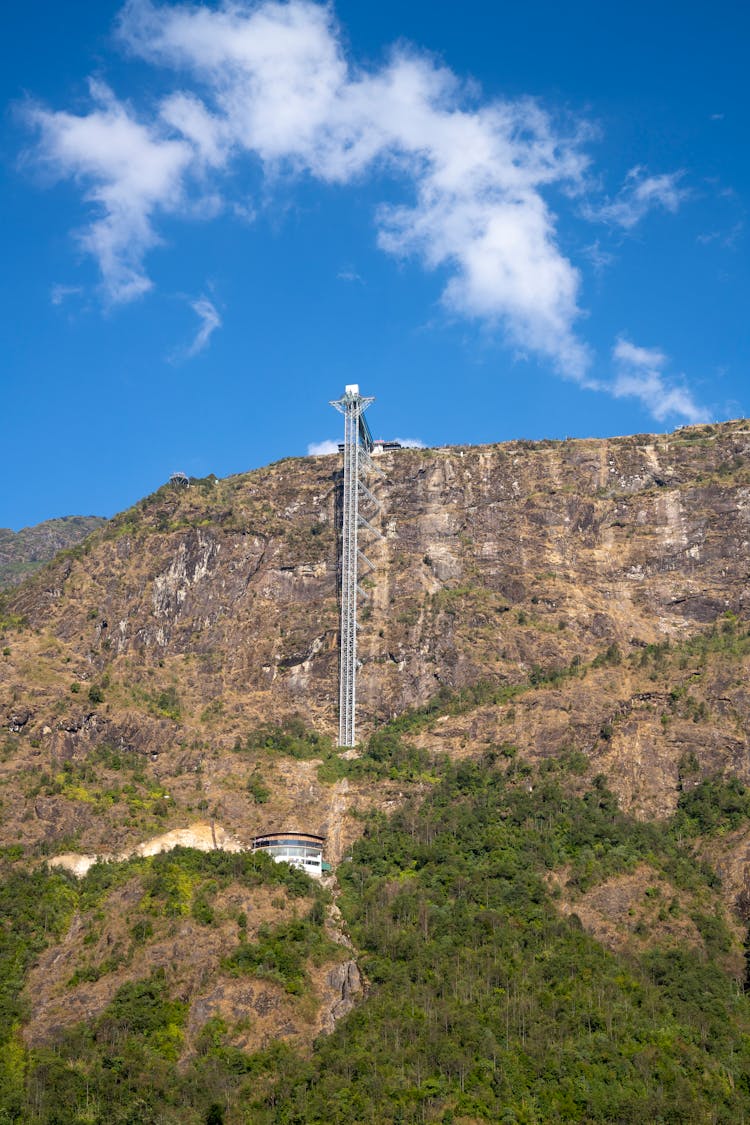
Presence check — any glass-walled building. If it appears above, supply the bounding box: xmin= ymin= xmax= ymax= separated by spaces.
xmin=252 ymin=831 xmax=326 ymax=876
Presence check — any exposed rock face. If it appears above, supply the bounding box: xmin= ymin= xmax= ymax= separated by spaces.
xmin=318 ymin=959 xmax=363 ymax=1032
xmin=2 ymin=423 xmax=750 ymax=824
xmin=9 ymin=424 xmax=750 ymax=719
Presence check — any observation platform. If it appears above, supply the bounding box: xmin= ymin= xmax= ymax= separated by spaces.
xmin=252 ymin=831 xmax=328 ymax=877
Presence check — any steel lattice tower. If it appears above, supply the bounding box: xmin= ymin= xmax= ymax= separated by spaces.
xmin=330 ymin=385 xmax=380 ymax=747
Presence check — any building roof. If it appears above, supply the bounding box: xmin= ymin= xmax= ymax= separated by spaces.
xmin=253 ymin=831 xmax=325 ymax=845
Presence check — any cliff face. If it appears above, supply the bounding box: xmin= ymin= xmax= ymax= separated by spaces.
xmin=3 ymin=420 xmax=750 ymax=1053
xmin=4 ymin=423 xmax=750 ymax=824
xmin=9 ymin=422 xmax=750 ymax=703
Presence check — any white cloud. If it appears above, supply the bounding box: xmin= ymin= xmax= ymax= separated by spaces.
xmin=611 ymin=337 xmax=707 ymax=423
xmin=27 ymin=0 xmax=591 ymax=380
xmin=159 ymin=91 xmax=227 ymax=167
xmin=168 ymin=294 xmax=222 ymax=361
xmin=186 ymin=295 xmax=221 ymax=355
xmin=27 ymin=0 xmax=706 ymax=423
xmin=25 ymin=79 xmax=193 ymax=302
xmin=584 ymin=167 xmax=689 ymax=230
xmin=393 ymin=437 xmax=425 ymax=448
xmin=307 ymin=439 xmax=340 ymax=456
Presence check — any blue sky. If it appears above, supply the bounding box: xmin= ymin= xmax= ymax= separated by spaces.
xmin=2 ymin=0 xmax=748 ymax=529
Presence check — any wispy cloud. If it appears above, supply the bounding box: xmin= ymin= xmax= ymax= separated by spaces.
xmin=393 ymin=437 xmax=425 ymax=448
xmin=50 ymin=283 xmax=83 ymax=305
xmin=584 ymin=167 xmax=689 ymax=230
xmin=307 ymin=439 xmax=339 ymax=456
xmin=25 ymin=0 xmax=591 ymax=381
xmin=168 ymin=294 xmax=222 ymax=362
xmin=581 ymin=241 xmax=614 ymax=274
xmin=337 ymin=268 xmax=364 ymax=283
xmin=696 ymin=220 xmax=744 ymax=250
xmin=611 ymin=337 xmax=706 ymax=423
xmin=186 ymin=295 xmax=221 ymax=356
xmin=232 ymin=200 xmax=257 ymax=224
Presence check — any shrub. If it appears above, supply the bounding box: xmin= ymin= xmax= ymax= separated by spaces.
xmin=241 ymin=716 xmax=331 ymax=760
xmin=247 ymin=772 xmax=271 ymax=804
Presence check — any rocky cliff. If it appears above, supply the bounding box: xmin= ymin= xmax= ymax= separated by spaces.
xmin=5 ymin=422 xmax=750 ymax=798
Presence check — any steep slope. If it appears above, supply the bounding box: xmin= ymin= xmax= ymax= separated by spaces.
xmin=2 ymin=421 xmax=750 ymax=842
xmin=0 ymin=516 xmax=106 ymax=590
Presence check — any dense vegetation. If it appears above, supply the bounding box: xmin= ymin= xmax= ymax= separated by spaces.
xmin=0 ymin=849 xmax=329 ymax=1124
xmin=236 ymin=715 xmax=435 ymax=784
xmin=1 ymin=742 xmax=750 ymax=1123
xmin=248 ymin=757 xmax=750 ymax=1124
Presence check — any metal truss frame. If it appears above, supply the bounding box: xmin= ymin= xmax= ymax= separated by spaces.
xmin=330 ymin=387 xmax=379 ymax=746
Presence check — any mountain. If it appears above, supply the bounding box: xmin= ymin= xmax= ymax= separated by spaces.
xmin=0 ymin=515 xmax=106 ymax=590
xmin=2 ymin=420 xmax=750 ymax=1122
